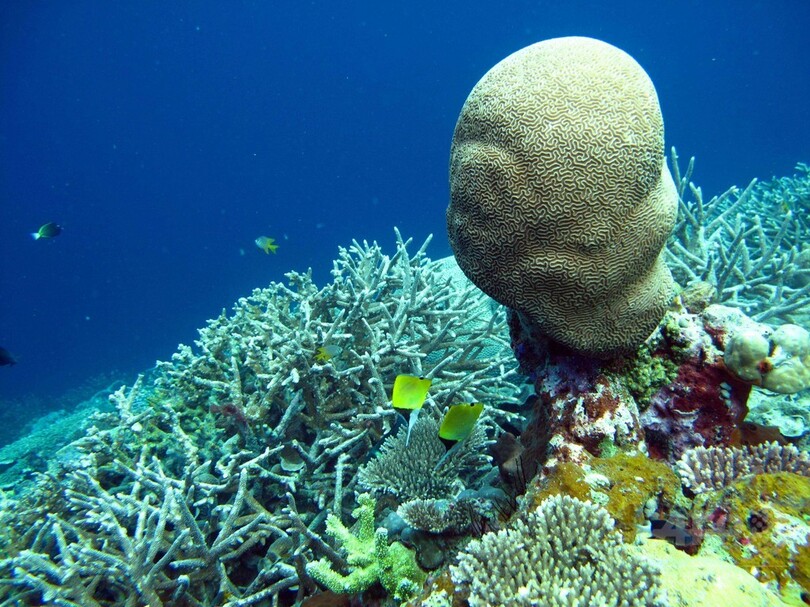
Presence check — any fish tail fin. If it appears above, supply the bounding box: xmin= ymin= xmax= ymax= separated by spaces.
xmin=30 ymin=232 xmax=40 ymax=240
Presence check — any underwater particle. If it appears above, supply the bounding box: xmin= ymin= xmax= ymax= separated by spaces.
xmin=0 ymin=347 xmax=17 ymax=366
xmin=255 ymin=235 xmax=278 ymax=254
xmin=30 ymin=221 xmax=62 ymax=240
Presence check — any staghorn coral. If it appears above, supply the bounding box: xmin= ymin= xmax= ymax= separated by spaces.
xmin=677 ymin=442 xmax=810 ymax=492
xmin=447 ymin=36 xmax=677 ymax=358
xmin=157 ymin=229 xmax=520 ymax=512
xmin=0 ymin=447 xmax=293 ymax=606
xmin=357 ymin=413 xmax=491 ymax=501
xmin=450 ymin=494 xmax=663 ymax=607
xmin=666 ymin=149 xmax=810 ymax=324
xmin=0 ymin=233 xmax=524 ymax=606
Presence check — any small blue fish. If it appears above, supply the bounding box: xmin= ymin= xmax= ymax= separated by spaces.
xmin=314 ymin=344 xmax=343 ymax=363
xmin=0 ymin=347 xmax=17 ymax=366
xmin=31 ymin=222 xmax=62 ymax=240
xmin=255 ymin=236 xmax=278 ymax=254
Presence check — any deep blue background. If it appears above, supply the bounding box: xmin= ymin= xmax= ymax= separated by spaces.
xmin=2 ymin=1 xmax=809 ymax=415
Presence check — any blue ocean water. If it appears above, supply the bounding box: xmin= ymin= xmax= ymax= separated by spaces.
xmin=1 ymin=1 xmax=808 ymax=434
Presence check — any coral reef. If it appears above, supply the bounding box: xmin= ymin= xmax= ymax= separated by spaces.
xmin=156 ymin=230 xmax=521 ymax=509
xmin=447 ymin=36 xmax=677 ymax=358
xmin=747 ymin=390 xmax=810 ymax=444
xmin=396 ymin=497 xmax=492 ymax=535
xmin=0 ymin=233 xmax=523 ymax=606
xmin=2 ymin=143 xmax=810 ymax=606
xmin=534 ymin=453 xmax=683 ymax=542
xmin=0 ymin=380 xmax=301 ymax=607
xmin=635 ymin=538 xmax=791 ymax=607
xmin=449 ymin=494 xmax=664 ymax=606
xmin=508 ymin=301 xmax=755 ymax=466
xmin=640 ymin=304 xmax=756 ymax=462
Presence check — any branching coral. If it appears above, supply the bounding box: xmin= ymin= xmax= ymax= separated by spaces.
xmin=305 ymin=493 xmax=425 ymax=601
xmin=396 ymin=497 xmax=492 ymax=534
xmin=0 ymin=232 xmax=523 ymax=606
xmin=0 ymin=445 xmax=293 ymax=606
xmin=156 ymin=229 xmax=520 ymax=513
xmin=677 ymin=442 xmax=810 ymax=492
xmin=450 ymin=494 xmax=663 ymax=607
xmin=666 ymin=148 xmax=810 ymax=323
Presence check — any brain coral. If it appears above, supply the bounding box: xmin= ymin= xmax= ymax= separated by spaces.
xmin=446 ymin=36 xmax=677 ymax=357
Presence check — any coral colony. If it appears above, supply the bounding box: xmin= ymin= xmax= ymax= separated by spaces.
xmin=2 ymin=36 xmax=810 ymax=607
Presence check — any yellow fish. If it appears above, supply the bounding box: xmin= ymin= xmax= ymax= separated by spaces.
xmin=391 ymin=374 xmax=432 ymax=447
xmin=435 ymin=402 xmax=484 ymax=470
xmin=255 ymin=236 xmax=278 ymax=254
xmin=392 ymin=375 xmax=432 ymax=410
xmin=315 ymin=344 xmax=343 ymax=363
xmin=439 ymin=402 xmax=484 ymax=442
